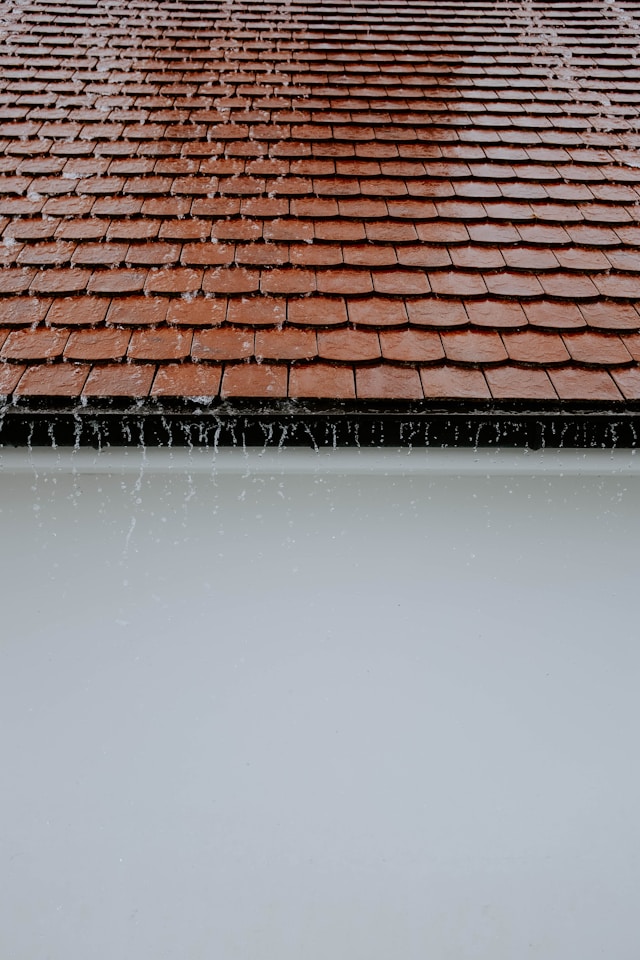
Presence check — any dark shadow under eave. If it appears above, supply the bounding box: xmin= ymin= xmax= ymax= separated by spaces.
xmin=0 ymin=397 xmax=639 ymax=448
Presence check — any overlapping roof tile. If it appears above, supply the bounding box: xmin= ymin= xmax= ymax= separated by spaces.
xmin=1 ymin=0 xmax=640 ymax=411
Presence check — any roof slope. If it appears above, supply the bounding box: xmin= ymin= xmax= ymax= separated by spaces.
xmin=1 ymin=0 xmax=640 ymax=413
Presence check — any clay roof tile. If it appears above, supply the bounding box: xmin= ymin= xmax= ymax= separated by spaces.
xmin=1 ymin=0 xmax=639 ymax=447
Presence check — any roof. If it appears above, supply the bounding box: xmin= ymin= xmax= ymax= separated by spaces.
xmin=1 ymin=0 xmax=640 ymax=446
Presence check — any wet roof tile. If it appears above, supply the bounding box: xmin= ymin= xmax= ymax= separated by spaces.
xmin=0 ymin=0 xmax=639 ymax=407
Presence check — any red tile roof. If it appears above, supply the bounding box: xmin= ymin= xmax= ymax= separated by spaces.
xmin=1 ymin=0 xmax=640 ymax=436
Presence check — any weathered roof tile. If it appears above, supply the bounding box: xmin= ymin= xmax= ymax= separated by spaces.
xmin=16 ymin=362 xmax=89 ymax=395
xmin=151 ymin=362 xmax=222 ymax=397
xmin=290 ymin=361 xmax=355 ymax=398
xmin=83 ymin=363 xmax=155 ymax=397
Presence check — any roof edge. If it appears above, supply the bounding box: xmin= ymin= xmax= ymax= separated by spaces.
xmin=1 ymin=398 xmax=639 ymax=449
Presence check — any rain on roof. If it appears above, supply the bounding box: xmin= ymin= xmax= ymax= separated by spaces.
xmin=1 ymin=0 xmax=640 ymax=447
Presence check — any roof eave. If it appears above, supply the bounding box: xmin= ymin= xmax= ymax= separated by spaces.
xmin=1 ymin=397 xmax=639 ymax=449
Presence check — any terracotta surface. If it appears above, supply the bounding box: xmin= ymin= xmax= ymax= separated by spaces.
xmin=1 ymin=0 xmax=640 ymax=401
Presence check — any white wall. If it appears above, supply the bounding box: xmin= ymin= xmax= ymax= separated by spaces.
xmin=1 ymin=448 xmax=639 ymax=960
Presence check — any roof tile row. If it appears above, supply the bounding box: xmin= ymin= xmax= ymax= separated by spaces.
xmin=1 ymin=358 xmax=635 ymax=404
xmin=3 ymin=294 xmax=640 ymax=331
xmin=1 ymin=324 xmax=636 ymax=367
xmin=5 ymin=266 xmax=640 ymax=300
